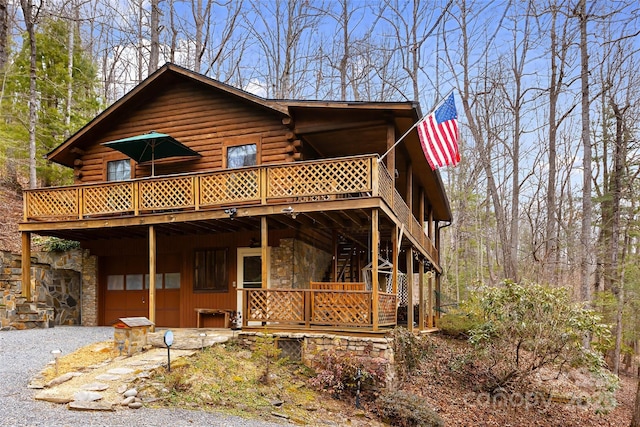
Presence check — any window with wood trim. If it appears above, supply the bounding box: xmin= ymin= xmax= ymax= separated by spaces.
xmin=107 ymin=159 xmax=131 ymax=181
xmin=194 ymin=248 xmax=228 ymax=292
xmin=225 ymin=143 xmax=257 ymax=168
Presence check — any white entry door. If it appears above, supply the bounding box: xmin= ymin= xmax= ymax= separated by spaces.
xmin=236 ymin=247 xmax=270 ymax=322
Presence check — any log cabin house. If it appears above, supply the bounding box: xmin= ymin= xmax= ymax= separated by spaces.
xmin=19 ymin=63 xmax=452 ymax=334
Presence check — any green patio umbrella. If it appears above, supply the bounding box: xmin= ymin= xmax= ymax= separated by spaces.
xmin=102 ymin=131 xmax=201 ymax=176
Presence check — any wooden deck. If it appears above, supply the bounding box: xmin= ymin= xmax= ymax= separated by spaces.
xmin=22 ymin=155 xmax=437 ymax=260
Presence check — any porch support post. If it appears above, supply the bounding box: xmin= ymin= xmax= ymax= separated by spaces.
xmin=21 ymin=232 xmax=31 ymax=301
xmin=419 ymin=259 xmax=425 ymax=331
xmin=406 ymin=161 xmax=413 ymax=212
xmin=148 ymin=225 xmax=156 ymax=330
xmin=386 ymin=120 xmax=396 ymax=189
xmin=406 ymin=246 xmax=414 ymax=332
xmin=332 ymin=231 xmax=338 ymax=282
xmin=428 ymin=270 xmax=434 ymax=328
xmin=261 ymin=216 xmax=268 ymax=288
xmin=372 ymin=209 xmax=379 ymax=331
xmin=392 ymin=225 xmax=398 ymax=294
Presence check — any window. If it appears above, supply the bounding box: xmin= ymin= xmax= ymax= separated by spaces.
xmin=107 ymin=159 xmax=131 ymax=181
xmin=226 ymin=144 xmax=257 ymax=168
xmin=194 ymin=249 xmax=228 ymax=291
xmin=107 ymin=275 xmax=124 ymax=290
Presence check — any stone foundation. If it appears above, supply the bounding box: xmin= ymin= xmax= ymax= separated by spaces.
xmin=239 ymin=331 xmax=395 ymax=385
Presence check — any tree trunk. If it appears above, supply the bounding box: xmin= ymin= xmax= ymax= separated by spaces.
xmin=149 ymin=0 xmax=160 ymax=74
xmin=577 ymin=0 xmax=593 ymax=314
xmin=20 ymin=0 xmax=37 ymax=188
xmin=0 ymin=0 xmax=8 ymax=71
xmin=631 ymin=367 xmax=640 ymax=427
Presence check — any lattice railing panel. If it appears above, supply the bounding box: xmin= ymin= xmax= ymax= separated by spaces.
xmin=246 ymin=290 xmax=305 ymax=322
xmin=200 ymin=170 xmax=259 ymax=206
xmin=393 ymin=189 xmax=410 ymax=226
xmin=26 ymin=188 xmax=78 ymax=218
xmin=311 ymin=291 xmax=370 ymax=325
xmin=378 ymin=293 xmax=397 ymax=325
xmin=378 ymin=164 xmax=393 ymax=206
xmin=83 ymin=183 xmax=133 ymax=215
xmin=139 ymin=177 xmax=194 ymax=210
xmin=268 ymin=158 xmax=371 ymax=199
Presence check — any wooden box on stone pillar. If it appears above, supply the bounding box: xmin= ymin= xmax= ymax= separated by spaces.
xmin=113 ymin=317 xmax=154 ymax=356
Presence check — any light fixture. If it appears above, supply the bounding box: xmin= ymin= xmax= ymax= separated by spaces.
xmin=282 ymin=206 xmax=297 ymax=219
xmin=224 ymin=208 xmax=237 ymax=219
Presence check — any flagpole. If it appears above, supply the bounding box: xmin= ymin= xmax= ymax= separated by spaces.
xmin=377 ymin=90 xmax=455 ymax=163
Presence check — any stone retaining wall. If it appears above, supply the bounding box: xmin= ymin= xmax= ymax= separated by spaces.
xmin=0 ymin=249 xmax=97 ymax=329
xmin=239 ymin=331 xmax=395 ymax=385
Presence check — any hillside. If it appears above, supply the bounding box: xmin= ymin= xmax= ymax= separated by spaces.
xmin=0 ymin=184 xmax=23 ymax=254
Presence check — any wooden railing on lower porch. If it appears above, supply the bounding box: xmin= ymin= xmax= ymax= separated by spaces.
xmin=241 ymin=288 xmax=397 ymax=330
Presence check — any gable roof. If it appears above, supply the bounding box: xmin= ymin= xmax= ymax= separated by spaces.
xmin=48 ymin=63 xmax=289 ymax=166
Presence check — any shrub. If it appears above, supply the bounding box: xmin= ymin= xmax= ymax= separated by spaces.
xmin=390 ymin=327 xmax=434 ymax=383
xmin=377 ymin=389 xmax=444 ymax=427
xmin=308 ymin=348 xmax=388 ymax=398
xmin=251 ymin=332 xmax=282 ymax=385
xmin=37 ymin=236 xmax=80 ymax=252
xmin=438 ymin=311 xmax=482 ymax=338
xmin=469 ymin=280 xmax=616 ymax=396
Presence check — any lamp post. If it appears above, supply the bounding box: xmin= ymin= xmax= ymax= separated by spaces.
xmin=199 ymin=333 xmax=206 ymax=351
xmin=164 ymin=330 xmax=174 ymax=372
xmin=51 ymin=349 xmax=62 ymax=376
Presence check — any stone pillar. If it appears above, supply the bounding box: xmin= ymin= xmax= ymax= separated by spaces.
xmin=80 ymin=249 xmax=98 ymax=326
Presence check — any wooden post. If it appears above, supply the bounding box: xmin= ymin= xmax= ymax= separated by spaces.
xmin=261 ymin=216 xmax=268 ymax=288
xmin=386 ymin=121 xmax=396 ymax=190
xmin=419 ymin=259 xmax=425 ymax=331
xmin=428 ymin=271 xmax=434 ymax=328
xmin=21 ymin=232 xmax=31 ymax=301
xmin=406 ymin=162 xmax=413 ymax=212
xmin=392 ymin=225 xmax=398 ymax=295
xmin=372 ymin=209 xmax=379 ymax=331
xmin=148 ymin=225 xmax=156 ymax=330
xmin=77 ymin=188 xmax=83 ymax=219
xmin=406 ymin=247 xmax=414 ymax=332
xmin=332 ymin=231 xmax=338 ymax=282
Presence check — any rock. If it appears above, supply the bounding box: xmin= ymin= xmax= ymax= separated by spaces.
xmin=94 ymin=374 xmax=121 ymax=381
xmin=34 ymin=391 xmax=73 ymax=404
xmin=121 ymin=396 xmax=136 ymax=406
xmin=128 ymin=402 xmax=143 ymax=409
xmin=68 ymin=401 xmax=114 ymax=412
xmin=123 ymin=388 xmax=138 ymax=398
xmin=81 ymin=382 xmax=110 ymax=391
xmin=271 ymin=412 xmax=290 ymax=420
xmin=117 ymin=384 xmax=128 ymax=394
xmin=107 ymin=367 xmax=134 ymax=375
xmin=136 ymin=371 xmax=151 ymax=379
xmin=73 ymin=391 xmax=103 ymax=402
xmin=27 ymin=381 xmax=45 ymax=389
xmin=46 ymin=372 xmax=82 ymax=387
xmin=270 ymin=399 xmax=284 ymax=407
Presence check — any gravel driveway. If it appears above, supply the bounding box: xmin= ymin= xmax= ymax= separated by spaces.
xmin=0 ymin=326 xmax=286 ymax=427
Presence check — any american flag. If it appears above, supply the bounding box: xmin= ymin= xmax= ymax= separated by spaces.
xmin=416 ymin=93 xmax=460 ymax=170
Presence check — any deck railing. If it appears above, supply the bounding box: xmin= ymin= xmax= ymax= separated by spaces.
xmin=241 ymin=288 xmax=397 ymax=329
xmin=23 ymin=155 xmax=436 ymax=258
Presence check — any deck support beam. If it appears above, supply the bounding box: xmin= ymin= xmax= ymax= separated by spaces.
xmin=148 ymin=225 xmax=156 ymax=330
xmin=261 ymin=216 xmax=268 ymax=288
xmin=406 ymin=247 xmax=414 ymax=332
xmin=419 ymin=259 xmax=425 ymax=331
xmin=372 ymin=209 xmax=379 ymax=331
xmin=428 ymin=270 xmax=434 ymax=328
xmin=21 ymin=232 xmax=31 ymax=301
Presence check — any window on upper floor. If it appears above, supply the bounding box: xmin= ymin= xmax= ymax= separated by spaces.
xmin=226 ymin=143 xmax=257 ymax=168
xmin=107 ymin=159 xmax=131 ymax=181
